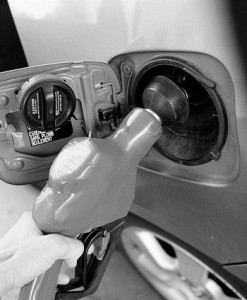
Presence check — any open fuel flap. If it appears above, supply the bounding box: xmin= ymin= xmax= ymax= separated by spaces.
xmin=0 ymin=62 xmax=122 ymax=184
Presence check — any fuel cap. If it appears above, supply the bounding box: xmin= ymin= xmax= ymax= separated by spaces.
xmin=142 ymin=75 xmax=189 ymax=125
xmin=17 ymin=74 xmax=76 ymax=130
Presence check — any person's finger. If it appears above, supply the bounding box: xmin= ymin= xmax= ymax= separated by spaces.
xmin=88 ymin=244 xmax=95 ymax=255
xmin=0 ymin=212 xmax=42 ymax=244
xmin=17 ymin=211 xmax=43 ymax=237
xmin=65 ymin=243 xmax=95 ymax=268
xmin=65 ymin=258 xmax=78 ymax=268
xmin=57 ymin=273 xmax=70 ymax=285
xmin=43 ymin=234 xmax=84 ymax=262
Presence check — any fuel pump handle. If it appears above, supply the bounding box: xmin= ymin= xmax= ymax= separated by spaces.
xmin=19 ymin=108 xmax=162 ymax=300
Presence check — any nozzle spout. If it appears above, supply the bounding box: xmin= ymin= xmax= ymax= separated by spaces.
xmin=110 ymin=108 xmax=162 ymax=161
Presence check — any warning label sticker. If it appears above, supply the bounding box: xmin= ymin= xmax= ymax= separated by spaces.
xmin=55 ymin=90 xmax=63 ymax=117
xmin=26 ymin=122 xmax=72 ymax=147
xmin=31 ymin=92 xmax=41 ymax=119
xmin=27 ymin=126 xmax=54 ymax=147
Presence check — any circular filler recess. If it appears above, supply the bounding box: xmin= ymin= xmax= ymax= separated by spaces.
xmin=131 ymin=59 xmax=227 ymax=166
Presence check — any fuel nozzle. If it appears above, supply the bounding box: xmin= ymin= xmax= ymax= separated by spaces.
xmin=142 ymin=75 xmax=190 ymax=125
xmin=33 ymin=108 xmax=162 ymax=237
xmin=20 ymin=108 xmax=162 ymax=300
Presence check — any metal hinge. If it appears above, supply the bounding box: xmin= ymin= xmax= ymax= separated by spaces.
xmin=98 ymin=102 xmax=121 ymax=129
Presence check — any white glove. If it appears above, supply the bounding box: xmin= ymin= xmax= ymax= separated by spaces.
xmin=0 ymin=211 xmax=84 ymax=299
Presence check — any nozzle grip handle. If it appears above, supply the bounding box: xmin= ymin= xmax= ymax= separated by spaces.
xmin=22 ymin=108 xmax=162 ymax=300
xmin=19 ymin=260 xmax=62 ymax=300
xmin=19 ymin=219 xmax=124 ymax=300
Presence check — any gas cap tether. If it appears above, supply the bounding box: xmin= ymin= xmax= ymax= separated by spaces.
xmin=142 ymin=75 xmax=189 ymax=125
xmin=17 ymin=74 xmax=76 ymax=131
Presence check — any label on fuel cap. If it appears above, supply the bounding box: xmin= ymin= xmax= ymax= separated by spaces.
xmin=54 ymin=86 xmax=67 ymax=119
xmin=26 ymin=88 xmax=44 ymax=125
xmin=18 ymin=76 xmax=76 ymax=131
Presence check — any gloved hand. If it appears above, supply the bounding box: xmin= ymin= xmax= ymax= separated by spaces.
xmin=0 ymin=211 xmax=84 ymax=299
